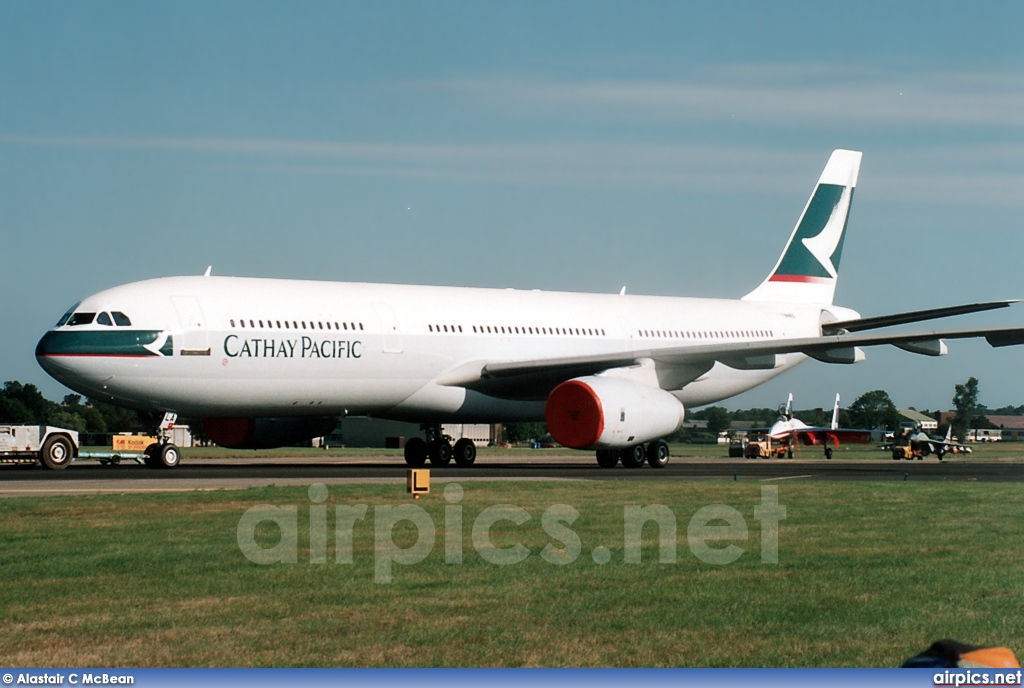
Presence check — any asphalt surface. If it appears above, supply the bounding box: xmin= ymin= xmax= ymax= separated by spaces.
xmin=0 ymin=455 xmax=1021 ymax=496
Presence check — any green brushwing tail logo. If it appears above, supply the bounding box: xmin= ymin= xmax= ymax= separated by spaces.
xmin=769 ymin=184 xmax=853 ymax=283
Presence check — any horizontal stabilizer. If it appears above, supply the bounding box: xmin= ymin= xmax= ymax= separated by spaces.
xmin=822 ymin=300 xmax=1020 ymax=335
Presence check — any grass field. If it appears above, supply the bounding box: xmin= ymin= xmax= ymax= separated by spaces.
xmin=2 ymin=479 xmax=1023 ymax=667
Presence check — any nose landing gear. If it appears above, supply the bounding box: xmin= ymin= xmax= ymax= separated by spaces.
xmin=144 ymin=412 xmax=181 ymax=469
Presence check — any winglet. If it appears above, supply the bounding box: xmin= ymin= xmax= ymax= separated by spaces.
xmin=743 ymin=149 xmax=862 ymax=305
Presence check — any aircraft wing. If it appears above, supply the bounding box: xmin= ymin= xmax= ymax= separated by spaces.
xmin=436 ymin=324 xmax=1024 ymax=398
xmin=780 ymin=428 xmax=874 ymax=447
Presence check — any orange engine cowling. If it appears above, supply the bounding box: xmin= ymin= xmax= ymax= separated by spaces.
xmin=545 ymin=376 xmax=684 ymax=449
xmin=203 ymin=416 xmax=338 ymax=449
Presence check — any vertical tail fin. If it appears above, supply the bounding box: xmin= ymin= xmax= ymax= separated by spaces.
xmin=743 ymin=149 xmax=862 ymax=305
xmin=831 ymin=393 xmax=840 ymax=430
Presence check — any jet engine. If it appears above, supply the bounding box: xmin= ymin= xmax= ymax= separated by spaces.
xmin=203 ymin=416 xmax=339 ymax=450
xmin=545 ymin=376 xmax=685 ymax=449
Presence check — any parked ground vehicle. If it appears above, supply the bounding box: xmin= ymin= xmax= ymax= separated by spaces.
xmin=744 ymin=432 xmax=792 ymax=459
xmin=0 ymin=425 xmax=79 ymax=470
xmin=891 ymin=438 xmax=921 ymax=460
xmin=728 ymin=432 xmax=747 ymax=458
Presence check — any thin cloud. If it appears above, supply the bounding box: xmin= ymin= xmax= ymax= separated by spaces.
xmin=424 ymin=66 xmax=1024 ymax=128
xmin=0 ymin=134 xmax=826 ymax=193
xmin=3 ymin=134 xmax=1023 ymax=207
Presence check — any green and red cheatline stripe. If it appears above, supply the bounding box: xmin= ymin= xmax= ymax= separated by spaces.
xmin=36 ymin=330 xmax=174 ymax=357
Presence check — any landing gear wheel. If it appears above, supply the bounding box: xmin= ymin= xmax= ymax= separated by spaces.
xmin=404 ymin=437 xmax=428 ymax=467
xmin=646 ymin=440 xmax=670 ymax=468
xmin=40 ymin=435 xmax=73 ymax=470
xmin=787 ymin=448 xmax=793 ymax=459
xmin=156 ymin=443 xmax=180 ymax=469
xmin=596 ymin=449 xmax=618 ymax=468
xmin=620 ymin=444 xmax=646 ymax=468
xmin=429 ymin=439 xmax=453 ymax=466
xmin=453 ymin=438 xmax=477 ymax=467
xmin=824 ymin=447 xmax=833 ymax=460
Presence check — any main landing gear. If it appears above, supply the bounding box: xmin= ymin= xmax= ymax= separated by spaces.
xmin=404 ymin=424 xmax=477 ymax=468
xmin=595 ymin=439 xmax=670 ymax=469
xmin=143 ymin=412 xmax=181 ymax=469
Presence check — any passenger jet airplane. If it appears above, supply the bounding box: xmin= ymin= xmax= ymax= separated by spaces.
xmin=36 ymin=149 xmax=1024 ymax=469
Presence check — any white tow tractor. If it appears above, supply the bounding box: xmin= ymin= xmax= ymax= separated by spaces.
xmin=0 ymin=425 xmax=79 ymax=470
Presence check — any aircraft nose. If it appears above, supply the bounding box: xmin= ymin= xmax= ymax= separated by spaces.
xmin=36 ymin=329 xmax=79 ymax=385
xmin=36 ymin=326 xmax=174 ymax=387
xmin=35 ymin=330 xmax=61 ymax=358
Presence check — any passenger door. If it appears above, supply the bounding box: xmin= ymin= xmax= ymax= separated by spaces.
xmin=371 ymin=302 xmax=403 ymax=354
xmin=171 ymin=296 xmax=210 ymax=356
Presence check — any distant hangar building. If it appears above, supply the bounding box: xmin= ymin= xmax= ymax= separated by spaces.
xmin=327 ymin=418 xmax=500 ymax=448
xmin=898 ymin=409 xmax=938 ymax=432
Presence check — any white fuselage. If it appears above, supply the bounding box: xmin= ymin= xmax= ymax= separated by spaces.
xmin=38 ymin=276 xmax=857 ymax=422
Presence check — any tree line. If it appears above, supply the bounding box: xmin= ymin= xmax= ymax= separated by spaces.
xmin=689 ymin=377 xmax=1001 ymax=441
xmin=0 ymin=381 xmax=141 ymax=434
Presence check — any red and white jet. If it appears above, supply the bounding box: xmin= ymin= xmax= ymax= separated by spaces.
xmin=764 ymin=393 xmax=873 ymax=459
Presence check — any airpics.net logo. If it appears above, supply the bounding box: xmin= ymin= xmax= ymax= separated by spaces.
xmin=236 ymin=484 xmax=787 ymax=584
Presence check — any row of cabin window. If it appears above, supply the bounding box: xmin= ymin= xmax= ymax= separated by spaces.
xmin=427 ymin=324 xmax=608 ymax=336
xmin=230 ymin=319 xmax=364 ymax=332
xmin=638 ymin=328 xmax=774 ymax=339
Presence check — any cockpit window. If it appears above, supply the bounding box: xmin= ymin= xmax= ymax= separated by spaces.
xmin=96 ymin=312 xmax=113 ymax=326
xmin=56 ymin=303 xmax=81 ymax=327
xmin=112 ymin=312 xmax=131 ymax=326
xmin=67 ymin=312 xmax=96 ymax=327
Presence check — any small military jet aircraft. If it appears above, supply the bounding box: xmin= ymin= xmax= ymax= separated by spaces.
xmin=754 ymin=393 xmax=873 ymax=459
xmin=889 ymin=424 xmax=972 ymax=460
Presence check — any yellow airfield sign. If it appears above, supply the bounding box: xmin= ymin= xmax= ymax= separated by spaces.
xmin=407 ymin=469 xmax=430 ymax=497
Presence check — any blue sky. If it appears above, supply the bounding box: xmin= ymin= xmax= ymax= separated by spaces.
xmin=2 ymin=1 xmax=1023 ymax=412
